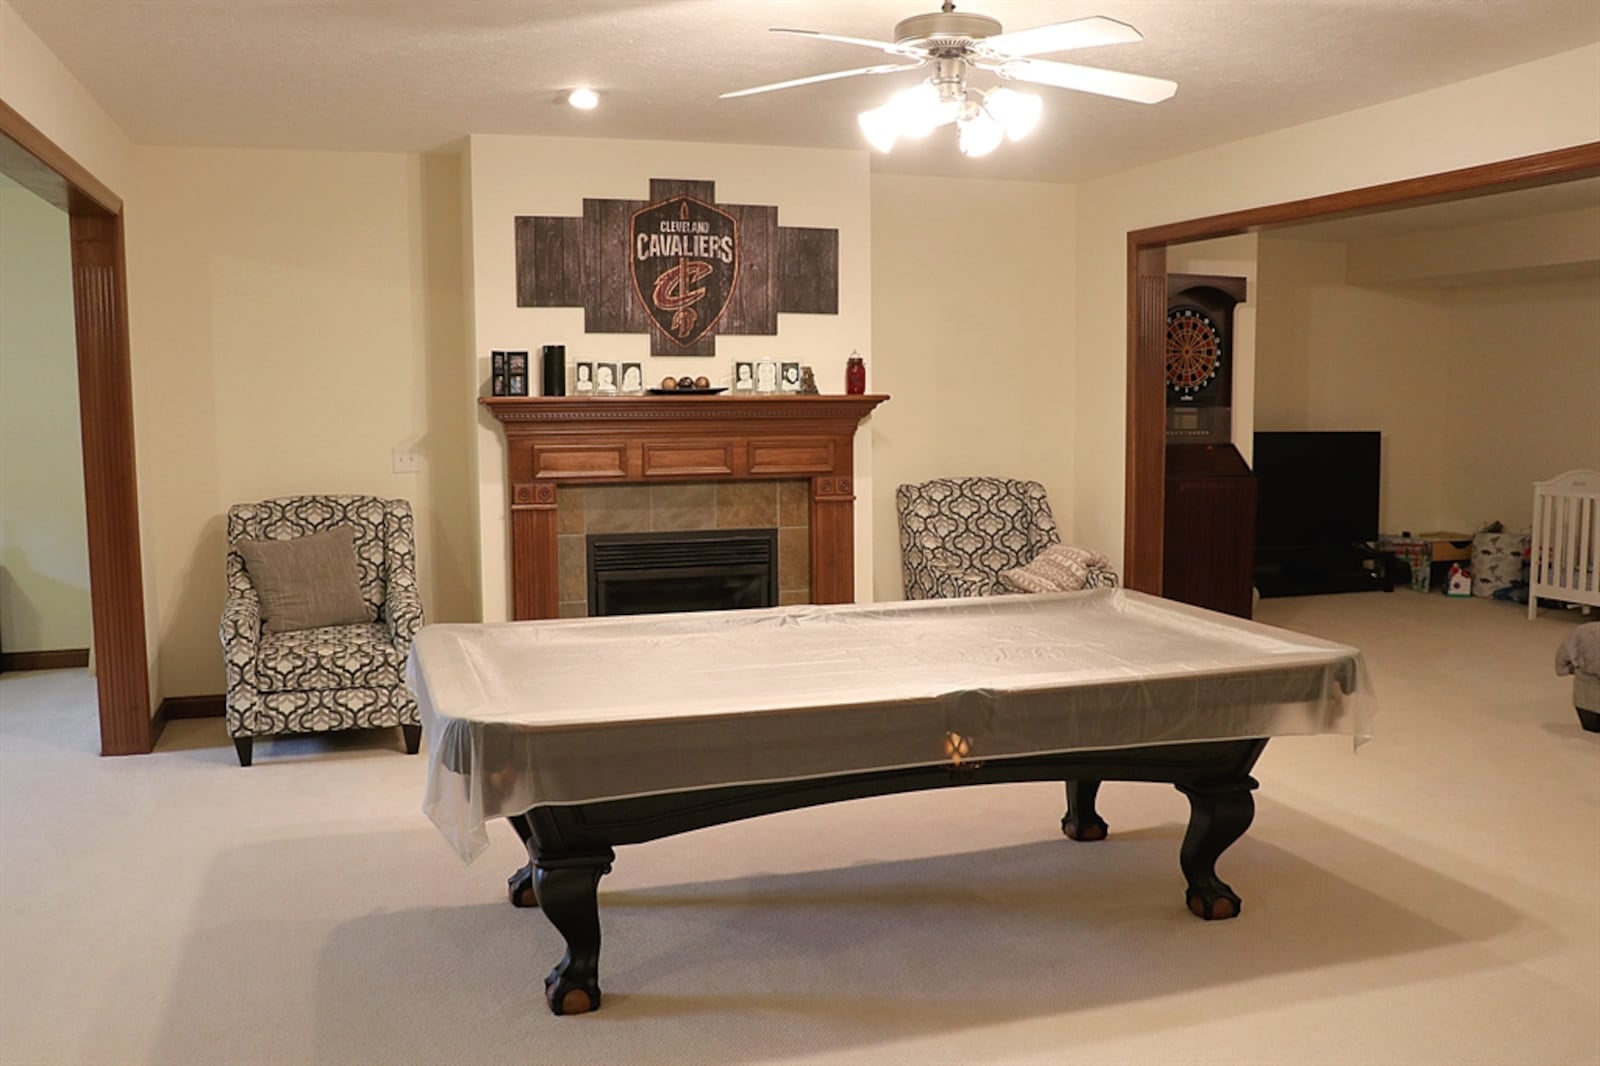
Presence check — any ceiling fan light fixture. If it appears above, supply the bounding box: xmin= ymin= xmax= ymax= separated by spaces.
xmin=982 ymin=87 xmax=1042 ymax=141
xmin=956 ymin=106 xmax=1004 ymax=157
xmin=858 ymin=105 xmax=901 ymax=153
xmin=888 ymin=81 xmax=950 ymax=137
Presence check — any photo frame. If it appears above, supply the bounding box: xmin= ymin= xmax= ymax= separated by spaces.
xmin=754 ymin=360 xmax=779 ymax=395
xmin=594 ymin=362 xmax=619 ymax=396
xmin=507 ymin=373 xmax=528 ymax=397
xmin=573 ymin=361 xmax=594 ymax=393
xmin=490 ymin=350 xmax=507 ymax=396
xmin=779 ymin=361 xmax=801 ymax=393
xmin=732 ymin=361 xmax=755 ymax=392
xmin=620 ymin=362 xmax=644 ymax=395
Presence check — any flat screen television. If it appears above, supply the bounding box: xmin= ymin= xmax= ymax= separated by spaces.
xmin=1253 ymin=431 xmax=1381 ymax=550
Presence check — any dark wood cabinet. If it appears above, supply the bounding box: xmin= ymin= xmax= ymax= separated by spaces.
xmin=1163 ymin=444 xmax=1256 ymax=618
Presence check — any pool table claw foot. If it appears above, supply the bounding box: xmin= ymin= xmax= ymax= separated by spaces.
xmin=1176 ymin=775 xmax=1257 ymax=921
xmin=544 ymin=968 xmax=600 ymax=1016
xmin=1061 ymin=780 xmax=1109 ymax=841
xmin=508 ymin=863 xmax=538 ymax=908
xmin=1186 ymin=883 xmax=1241 ymax=920
xmin=533 ymin=852 xmax=614 ymax=1016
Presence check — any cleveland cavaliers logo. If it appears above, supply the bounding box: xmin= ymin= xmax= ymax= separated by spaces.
xmin=630 ymin=195 xmax=739 ymax=346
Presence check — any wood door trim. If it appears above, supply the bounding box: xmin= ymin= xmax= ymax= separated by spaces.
xmin=1124 ymin=142 xmax=1600 ymax=594
xmin=0 ymin=99 xmax=121 ymax=215
xmin=0 ymin=101 xmax=152 ymax=754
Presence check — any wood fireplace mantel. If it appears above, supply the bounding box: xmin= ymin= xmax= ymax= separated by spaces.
xmin=483 ymin=394 xmax=888 ymax=620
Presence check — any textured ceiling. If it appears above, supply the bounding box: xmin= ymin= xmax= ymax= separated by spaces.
xmin=12 ymin=0 xmax=1600 ymax=183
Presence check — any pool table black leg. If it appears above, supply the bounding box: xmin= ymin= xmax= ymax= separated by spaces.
xmin=1061 ymin=780 xmax=1109 ymax=841
xmin=507 ymin=813 xmax=537 ymax=908
xmin=536 ymin=852 xmax=614 ymax=1016
xmin=1176 ymin=776 xmax=1259 ymax=920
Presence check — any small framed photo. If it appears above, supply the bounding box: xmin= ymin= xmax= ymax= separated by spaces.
xmin=490 ymin=351 xmax=508 ymax=396
xmin=732 ymin=361 xmax=755 ymax=392
xmin=620 ymin=362 xmax=644 ymax=395
xmin=754 ymin=360 xmax=779 ymax=394
xmin=506 ymin=351 xmax=529 ymax=377
xmin=507 ymin=373 xmax=528 ymax=397
xmin=594 ymin=362 xmax=619 ymax=396
xmin=779 ymin=361 xmax=801 ymax=393
xmin=573 ymin=362 xmax=594 ymax=393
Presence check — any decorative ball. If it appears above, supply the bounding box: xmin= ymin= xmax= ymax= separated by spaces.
xmin=677 ymin=376 xmax=695 ymax=389
xmin=660 ymin=377 xmax=677 ymax=390
xmin=694 ymin=376 xmax=710 ymax=389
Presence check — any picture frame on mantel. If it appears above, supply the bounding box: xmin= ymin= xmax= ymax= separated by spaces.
xmin=754 ymin=360 xmax=779 ymax=394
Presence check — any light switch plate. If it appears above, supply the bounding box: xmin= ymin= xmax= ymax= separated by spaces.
xmin=392 ymin=448 xmax=423 ymax=474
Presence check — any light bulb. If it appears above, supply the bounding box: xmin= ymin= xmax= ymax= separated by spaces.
xmin=567 ymin=88 xmax=599 ymax=110
xmin=857 ymin=105 xmax=900 ymax=153
xmin=957 ymin=108 xmax=1004 ymax=157
xmin=891 ymin=81 xmax=944 ymax=137
xmin=983 ymin=88 xmax=1041 ymax=141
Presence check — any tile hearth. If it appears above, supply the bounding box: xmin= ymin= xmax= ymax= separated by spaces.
xmin=556 ymin=481 xmax=810 ymax=617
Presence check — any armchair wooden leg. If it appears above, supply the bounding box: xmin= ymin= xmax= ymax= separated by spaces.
xmin=233 ymin=737 xmax=254 ymax=767
xmin=401 ymin=723 xmax=421 ymax=754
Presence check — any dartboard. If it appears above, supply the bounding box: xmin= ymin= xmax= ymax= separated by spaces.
xmin=1165 ymin=306 xmax=1222 ymax=397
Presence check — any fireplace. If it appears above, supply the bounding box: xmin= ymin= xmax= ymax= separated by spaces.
xmin=483 ymin=394 xmax=887 ymax=620
xmin=588 ymin=529 xmax=777 ymax=617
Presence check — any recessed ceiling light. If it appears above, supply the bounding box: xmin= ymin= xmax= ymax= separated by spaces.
xmin=568 ymin=88 xmax=599 ymax=111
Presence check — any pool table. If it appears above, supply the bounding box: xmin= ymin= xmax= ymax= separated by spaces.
xmin=411 ymin=590 xmax=1369 ymax=1015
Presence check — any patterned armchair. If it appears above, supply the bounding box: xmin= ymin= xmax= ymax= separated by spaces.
xmin=896 ymin=477 xmax=1119 ymax=599
xmin=220 ymin=495 xmax=423 ymax=766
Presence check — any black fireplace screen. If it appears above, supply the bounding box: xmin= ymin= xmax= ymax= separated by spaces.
xmin=587 ymin=528 xmax=779 ymax=617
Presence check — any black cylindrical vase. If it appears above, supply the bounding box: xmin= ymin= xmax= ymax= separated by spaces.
xmin=541 ymin=345 xmax=566 ymax=397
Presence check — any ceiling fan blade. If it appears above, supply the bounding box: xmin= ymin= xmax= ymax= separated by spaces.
xmin=998 ymin=58 xmax=1177 ymax=104
xmin=981 ymin=15 xmax=1144 ymax=58
xmin=770 ymin=28 xmax=927 ymax=59
xmin=720 ymin=63 xmax=922 ymax=100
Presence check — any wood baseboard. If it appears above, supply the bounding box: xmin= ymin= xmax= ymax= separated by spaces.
xmin=0 ymin=648 xmax=90 ymax=673
xmin=150 ymin=694 xmax=224 ymax=750
xmin=158 ymin=694 xmax=225 ymax=719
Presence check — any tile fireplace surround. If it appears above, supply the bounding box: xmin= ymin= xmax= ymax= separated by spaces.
xmin=482 ymin=395 xmax=887 ymax=620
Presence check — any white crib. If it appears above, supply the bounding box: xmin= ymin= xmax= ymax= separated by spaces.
xmin=1529 ymin=469 xmax=1600 ymax=619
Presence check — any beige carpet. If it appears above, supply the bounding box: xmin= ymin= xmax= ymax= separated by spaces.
xmin=1 ymin=591 xmax=1596 ymax=1064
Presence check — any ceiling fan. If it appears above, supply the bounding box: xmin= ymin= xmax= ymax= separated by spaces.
xmin=720 ymin=2 xmax=1178 ymax=157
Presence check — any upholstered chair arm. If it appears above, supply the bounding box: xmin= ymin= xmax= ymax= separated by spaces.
xmin=385 ymin=584 xmax=425 ymax=649
xmin=220 ymin=587 xmax=262 ymax=696
xmin=930 ymin=568 xmax=998 ymax=599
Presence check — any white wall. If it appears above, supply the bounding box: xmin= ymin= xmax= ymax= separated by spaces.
xmin=1071 ymin=43 xmax=1600 ymax=571
xmin=0 ymin=178 xmax=92 ymax=652
xmin=124 ymin=146 xmax=476 ymax=695
xmin=870 ymin=173 xmax=1075 ymax=599
xmin=1254 ymin=228 xmax=1599 ymax=536
xmin=1439 ymin=275 xmax=1600 ymax=527
xmin=464 ymin=135 xmax=874 ymax=619
xmin=1254 ymin=236 xmax=1454 ymax=534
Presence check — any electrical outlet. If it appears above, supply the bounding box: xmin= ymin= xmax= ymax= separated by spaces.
xmin=392 ymin=448 xmax=424 ymax=474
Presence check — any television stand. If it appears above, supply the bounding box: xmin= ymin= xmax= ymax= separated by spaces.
xmin=1254 ymin=545 xmax=1394 ymax=599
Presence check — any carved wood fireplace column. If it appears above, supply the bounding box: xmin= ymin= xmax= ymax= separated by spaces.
xmin=484 ymin=395 xmax=887 ymax=620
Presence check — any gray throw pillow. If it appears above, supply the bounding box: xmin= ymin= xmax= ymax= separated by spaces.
xmin=237 ymin=525 xmax=374 ymax=633
xmin=999 ymin=544 xmax=1112 ymax=594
